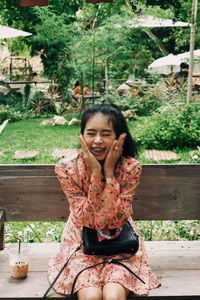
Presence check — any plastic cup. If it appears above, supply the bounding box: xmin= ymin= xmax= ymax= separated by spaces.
xmin=7 ymin=243 xmax=29 ymax=278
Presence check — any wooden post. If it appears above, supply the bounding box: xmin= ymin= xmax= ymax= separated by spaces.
xmin=186 ymin=0 xmax=198 ymax=104
xmin=0 ymin=210 xmax=5 ymax=250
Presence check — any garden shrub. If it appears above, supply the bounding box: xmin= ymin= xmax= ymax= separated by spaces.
xmin=0 ymin=105 xmax=24 ymax=123
xmin=128 ymin=95 xmax=163 ymax=116
xmin=0 ymin=87 xmax=22 ymax=109
xmin=134 ymin=101 xmax=200 ymax=150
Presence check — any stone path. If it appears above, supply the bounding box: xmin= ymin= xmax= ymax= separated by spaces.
xmin=11 ymin=149 xmax=179 ymax=161
xmin=13 ymin=150 xmax=39 ymax=159
xmin=143 ymin=150 xmax=179 ymax=161
xmin=51 ymin=148 xmax=79 ymax=159
xmin=12 ymin=149 xmax=79 ymax=160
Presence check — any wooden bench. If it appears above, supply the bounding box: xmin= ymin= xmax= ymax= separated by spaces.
xmin=0 ymin=163 xmax=200 ymax=299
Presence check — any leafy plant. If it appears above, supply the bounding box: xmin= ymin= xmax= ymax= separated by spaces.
xmin=5 ymin=220 xmax=199 ymax=243
xmin=32 ymin=11 xmax=75 ymax=87
xmin=136 ymin=220 xmax=200 ymax=241
xmin=0 ymin=104 xmax=23 ymax=123
xmin=189 ymin=147 xmax=200 ymax=163
xmin=134 ymin=101 xmax=200 ymax=150
xmin=5 ymin=221 xmax=64 ymax=243
xmin=0 ymin=82 xmax=23 ymax=109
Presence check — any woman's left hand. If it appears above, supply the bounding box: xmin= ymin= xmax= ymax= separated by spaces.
xmin=104 ymin=133 xmax=126 ymax=178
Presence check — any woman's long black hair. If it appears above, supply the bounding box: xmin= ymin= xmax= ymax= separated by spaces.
xmin=80 ymin=103 xmax=138 ymax=158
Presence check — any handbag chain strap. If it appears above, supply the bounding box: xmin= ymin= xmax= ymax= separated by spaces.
xmin=43 ymin=244 xmax=81 ymax=299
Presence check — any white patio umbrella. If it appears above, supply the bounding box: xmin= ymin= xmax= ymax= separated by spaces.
xmin=177 ymin=49 xmax=200 ymax=73
xmin=177 ymin=49 xmax=200 ymax=60
xmin=148 ymin=54 xmax=182 ymax=75
xmin=113 ymin=15 xmax=190 ymax=29
xmin=148 ymin=50 xmax=200 ymax=75
xmin=0 ymin=25 xmax=32 ymax=39
xmin=125 ymin=15 xmax=189 ymax=29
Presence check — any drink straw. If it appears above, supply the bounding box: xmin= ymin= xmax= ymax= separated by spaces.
xmin=18 ymin=238 xmax=21 ymax=255
xmin=13 ymin=236 xmax=22 ymax=255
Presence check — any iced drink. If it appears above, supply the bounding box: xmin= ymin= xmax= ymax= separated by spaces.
xmin=7 ymin=243 xmax=29 ymax=278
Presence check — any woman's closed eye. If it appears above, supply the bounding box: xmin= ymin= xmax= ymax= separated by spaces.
xmin=87 ymin=133 xmax=111 ymax=137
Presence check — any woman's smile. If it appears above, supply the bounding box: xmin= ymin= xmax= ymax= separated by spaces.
xmin=90 ymin=147 xmax=106 ymax=159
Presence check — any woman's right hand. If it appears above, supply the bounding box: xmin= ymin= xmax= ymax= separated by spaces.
xmin=79 ymin=135 xmax=102 ymax=179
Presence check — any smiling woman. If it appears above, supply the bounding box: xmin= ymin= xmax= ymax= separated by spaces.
xmin=47 ymin=104 xmax=160 ymax=300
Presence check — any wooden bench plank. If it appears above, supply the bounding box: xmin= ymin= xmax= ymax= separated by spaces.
xmin=1 ymin=270 xmax=200 ymax=299
xmin=1 ymin=241 xmax=200 ymax=272
xmin=0 ymin=164 xmax=200 ymax=221
xmin=0 ymin=242 xmax=200 ymax=299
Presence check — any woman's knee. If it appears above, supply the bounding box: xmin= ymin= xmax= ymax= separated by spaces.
xmin=103 ymin=294 xmax=125 ymax=300
xmin=77 ymin=287 xmax=102 ymax=300
xmin=103 ymin=283 xmax=128 ymax=300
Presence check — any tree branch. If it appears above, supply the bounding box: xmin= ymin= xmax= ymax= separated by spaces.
xmin=142 ymin=28 xmax=168 ymax=56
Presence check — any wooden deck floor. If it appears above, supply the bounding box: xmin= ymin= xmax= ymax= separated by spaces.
xmin=0 ymin=241 xmax=200 ymax=299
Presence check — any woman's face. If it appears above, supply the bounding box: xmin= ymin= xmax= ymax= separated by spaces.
xmin=83 ymin=113 xmax=117 ymax=161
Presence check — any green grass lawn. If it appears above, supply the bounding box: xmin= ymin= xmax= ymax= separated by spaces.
xmin=0 ymin=118 xmax=80 ymax=164
xmin=0 ymin=117 xmax=197 ymax=164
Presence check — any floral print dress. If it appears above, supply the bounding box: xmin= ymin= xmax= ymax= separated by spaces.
xmin=47 ymin=152 xmax=160 ymax=296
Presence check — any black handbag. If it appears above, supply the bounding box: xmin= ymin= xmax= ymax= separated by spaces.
xmin=83 ymin=221 xmax=139 ymax=256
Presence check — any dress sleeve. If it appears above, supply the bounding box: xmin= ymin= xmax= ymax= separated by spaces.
xmin=55 ymin=162 xmax=105 ymax=229
xmin=97 ymin=159 xmax=142 ymax=229
xmin=55 ymin=159 xmax=142 ymax=230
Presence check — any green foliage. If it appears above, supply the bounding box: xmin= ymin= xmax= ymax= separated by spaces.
xmin=28 ymin=90 xmax=50 ymax=114
xmin=1 ymin=0 xmax=199 ymax=88
xmin=0 ymin=86 xmax=22 ymax=109
xmin=189 ymin=147 xmax=200 ymax=163
xmin=129 ymin=96 xmax=162 ymax=116
xmin=136 ymin=220 xmax=200 ymax=241
xmin=5 ymin=220 xmax=200 ymax=243
xmin=32 ymin=11 xmax=75 ymax=87
xmin=0 ymin=104 xmax=23 ymax=123
xmin=5 ymin=221 xmax=65 ymax=243
xmin=135 ymin=101 xmax=200 ymax=150
xmin=71 ymin=12 xmax=158 ymax=84
xmin=110 ymin=83 xmax=165 ymax=116
xmin=0 ymin=1 xmax=42 ymax=55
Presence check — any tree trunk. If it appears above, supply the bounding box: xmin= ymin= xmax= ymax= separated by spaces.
xmin=187 ymin=0 xmax=198 ymax=104
xmin=105 ymin=58 xmax=109 ymax=100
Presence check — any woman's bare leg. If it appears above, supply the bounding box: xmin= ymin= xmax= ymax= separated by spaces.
xmin=103 ymin=282 xmax=129 ymax=300
xmin=77 ymin=287 xmax=103 ymax=300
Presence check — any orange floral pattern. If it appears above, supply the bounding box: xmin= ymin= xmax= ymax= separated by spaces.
xmin=47 ymin=152 xmax=161 ymax=295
